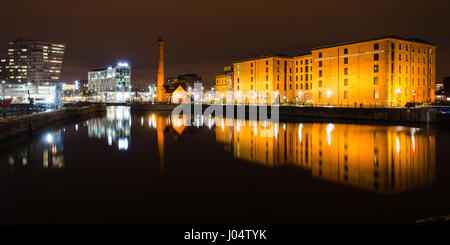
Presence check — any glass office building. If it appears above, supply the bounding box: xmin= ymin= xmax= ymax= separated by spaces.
xmin=88 ymin=63 xmax=132 ymax=102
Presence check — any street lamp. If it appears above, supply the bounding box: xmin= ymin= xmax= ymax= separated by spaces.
xmin=395 ymin=88 xmax=401 ymax=107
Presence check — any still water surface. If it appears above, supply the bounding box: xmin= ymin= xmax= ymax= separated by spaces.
xmin=1 ymin=106 xmax=449 ymax=224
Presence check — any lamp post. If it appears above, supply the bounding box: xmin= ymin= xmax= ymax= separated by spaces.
xmin=395 ymin=88 xmax=401 ymax=107
xmin=327 ymin=90 xmax=332 ymax=106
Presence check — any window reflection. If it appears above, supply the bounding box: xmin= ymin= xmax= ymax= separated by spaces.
xmin=215 ymin=119 xmax=436 ymax=194
xmin=86 ymin=106 xmax=131 ymax=151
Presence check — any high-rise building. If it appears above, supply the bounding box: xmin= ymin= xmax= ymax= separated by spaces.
xmin=6 ymin=39 xmax=65 ymax=85
xmin=232 ymin=36 xmax=436 ymax=106
xmin=0 ymin=57 xmax=7 ymax=82
xmin=88 ymin=63 xmax=131 ymax=102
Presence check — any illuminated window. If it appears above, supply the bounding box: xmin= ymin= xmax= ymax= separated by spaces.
xmin=319 ymin=80 xmax=323 ymax=87
xmin=374 ymin=89 xmax=379 ymax=99
xmin=319 ymin=91 xmax=322 ymax=99
xmin=344 ymin=91 xmax=348 ymax=99
xmin=374 ymin=77 xmax=379 ymax=85
xmin=374 ymin=65 xmax=379 ymax=73
xmin=344 ymin=79 xmax=348 ymax=86
xmin=344 ymin=68 xmax=348 ymax=75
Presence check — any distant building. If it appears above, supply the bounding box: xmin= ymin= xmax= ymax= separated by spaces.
xmin=232 ymin=36 xmax=437 ymax=106
xmin=177 ymin=73 xmax=202 ymax=88
xmin=75 ymin=80 xmax=89 ymax=95
xmin=88 ymin=62 xmax=131 ymax=102
xmin=6 ymin=39 xmax=65 ymax=86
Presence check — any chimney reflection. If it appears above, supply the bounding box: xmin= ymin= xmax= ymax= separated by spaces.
xmin=215 ymin=119 xmax=436 ymax=194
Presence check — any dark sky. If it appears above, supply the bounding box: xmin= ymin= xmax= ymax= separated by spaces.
xmin=1 ymin=0 xmax=449 ymax=88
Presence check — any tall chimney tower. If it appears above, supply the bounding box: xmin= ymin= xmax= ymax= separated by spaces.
xmin=156 ymin=36 xmax=166 ymax=103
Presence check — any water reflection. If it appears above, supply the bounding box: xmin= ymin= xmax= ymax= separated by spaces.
xmin=7 ymin=129 xmax=65 ymax=170
xmin=86 ymin=106 xmax=131 ymax=151
xmin=2 ymin=106 xmax=437 ymax=195
xmin=214 ymin=118 xmax=436 ymax=194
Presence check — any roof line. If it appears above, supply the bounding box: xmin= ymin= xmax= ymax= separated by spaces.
xmin=311 ymin=35 xmax=435 ymax=50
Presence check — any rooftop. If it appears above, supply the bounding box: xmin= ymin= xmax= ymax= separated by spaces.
xmin=311 ymin=35 xmax=435 ymax=50
xmin=233 ymin=54 xmax=290 ymax=63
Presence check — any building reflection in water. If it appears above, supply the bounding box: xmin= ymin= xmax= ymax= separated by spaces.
xmin=7 ymin=129 xmax=65 ymax=170
xmin=86 ymin=106 xmax=131 ymax=151
xmin=214 ymin=118 xmax=436 ymax=194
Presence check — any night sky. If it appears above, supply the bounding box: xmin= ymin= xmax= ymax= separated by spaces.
xmin=1 ymin=0 xmax=449 ymax=88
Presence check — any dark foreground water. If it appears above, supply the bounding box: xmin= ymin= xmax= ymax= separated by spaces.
xmin=0 ymin=106 xmax=449 ymax=224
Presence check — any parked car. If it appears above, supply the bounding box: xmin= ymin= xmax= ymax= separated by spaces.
xmin=405 ymin=102 xmax=416 ymax=108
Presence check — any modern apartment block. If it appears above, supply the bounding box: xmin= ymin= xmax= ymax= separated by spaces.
xmin=88 ymin=62 xmax=131 ymax=102
xmin=6 ymin=39 xmax=65 ymax=85
xmin=232 ymin=36 xmax=436 ymax=106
